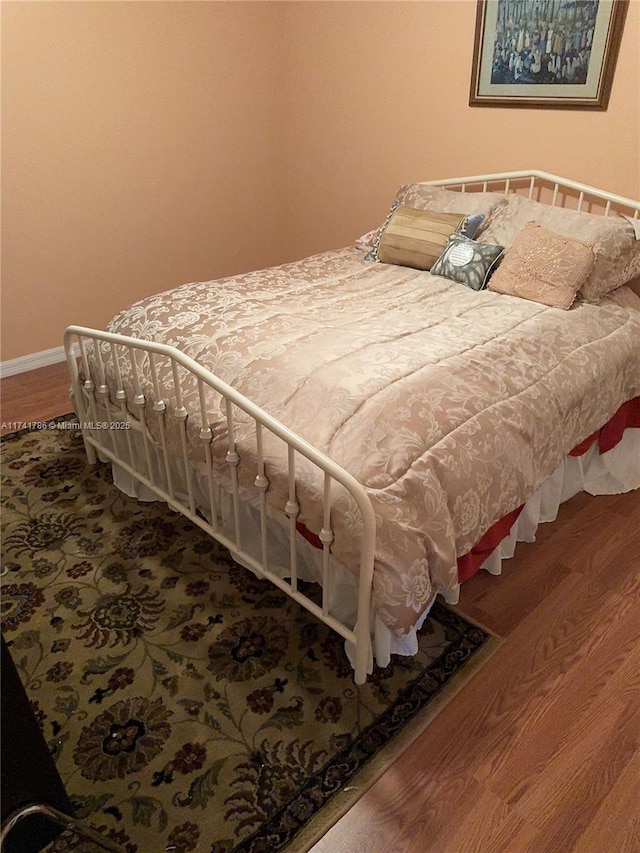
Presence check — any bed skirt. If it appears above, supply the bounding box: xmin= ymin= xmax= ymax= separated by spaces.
xmin=372 ymin=423 xmax=640 ymax=668
xmin=458 ymin=397 xmax=640 ymax=583
xmin=109 ymin=410 xmax=639 ymax=671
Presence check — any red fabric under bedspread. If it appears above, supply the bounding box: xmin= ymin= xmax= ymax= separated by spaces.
xmin=296 ymin=397 xmax=640 ymax=585
xmin=569 ymin=396 xmax=640 ymax=456
xmin=457 ymin=396 xmax=640 ymax=583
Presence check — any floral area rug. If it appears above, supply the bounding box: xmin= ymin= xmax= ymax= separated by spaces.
xmin=1 ymin=418 xmax=495 ymax=853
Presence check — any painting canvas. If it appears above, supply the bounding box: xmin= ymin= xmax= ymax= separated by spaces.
xmin=469 ymin=0 xmax=628 ymax=108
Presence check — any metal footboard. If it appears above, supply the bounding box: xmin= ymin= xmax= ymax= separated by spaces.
xmin=64 ymin=326 xmax=377 ymax=684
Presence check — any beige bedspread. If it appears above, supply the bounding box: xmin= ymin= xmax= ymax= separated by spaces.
xmin=105 ymin=247 xmax=640 ymax=635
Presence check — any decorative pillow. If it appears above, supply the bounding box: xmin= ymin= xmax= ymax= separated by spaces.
xmin=431 ymin=233 xmax=504 ymax=291
xmin=614 ymin=248 xmax=640 ymax=289
xmin=612 ymin=219 xmax=640 ymax=290
xmin=393 ymin=184 xmax=507 ymax=219
xmin=478 ymin=194 xmax=636 ymax=302
xmin=361 ymin=210 xmax=485 ymax=255
xmin=488 ymin=222 xmax=597 ymax=310
xmin=360 ymin=184 xmax=507 ymax=255
xmin=459 ymin=213 xmax=485 ymax=240
xmin=373 ymin=206 xmax=466 ymax=271
xmin=365 ymin=200 xmax=400 ymax=262
xmin=356 ymin=227 xmax=379 ymax=250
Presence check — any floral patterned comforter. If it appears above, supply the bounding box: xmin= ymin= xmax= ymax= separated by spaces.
xmin=104 ymin=247 xmax=640 ymax=636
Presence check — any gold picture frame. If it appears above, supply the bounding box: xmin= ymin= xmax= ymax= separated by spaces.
xmin=469 ymin=0 xmax=628 ymax=109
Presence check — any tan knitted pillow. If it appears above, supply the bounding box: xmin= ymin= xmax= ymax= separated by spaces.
xmin=479 ymin=194 xmax=636 ymax=302
xmin=488 ymin=221 xmax=597 ymax=310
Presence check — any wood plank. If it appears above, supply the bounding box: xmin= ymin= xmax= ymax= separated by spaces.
xmin=459 ymin=556 xmax=573 ymax=637
xmin=456 ymin=577 xmax=635 ymax=783
xmin=572 ymin=753 xmax=640 ymax=852
xmin=483 ymin=590 xmax=640 ymax=806
xmin=514 ymin=716 xmax=636 ymax=851
xmin=0 ymin=362 xmax=72 ymax=434
xmin=443 ymin=788 xmax=539 ymax=853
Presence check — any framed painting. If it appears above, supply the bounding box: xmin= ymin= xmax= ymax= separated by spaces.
xmin=469 ymin=0 xmax=628 ymax=109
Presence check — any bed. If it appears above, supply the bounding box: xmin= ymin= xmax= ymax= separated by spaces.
xmin=64 ymin=170 xmax=640 ymax=684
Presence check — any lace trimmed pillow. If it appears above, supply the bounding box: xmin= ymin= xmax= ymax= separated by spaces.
xmin=478 ymin=194 xmax=636 ymax=302
xmin=488 ymin=221 xmax=598 ymax=310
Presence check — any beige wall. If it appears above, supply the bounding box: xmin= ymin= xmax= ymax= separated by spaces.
xmin=279 ymin=0 xmax=640 ymax=259
xmin=2 ymin=1 xmax=639 ymax=362
xmin=1 ymin=1 xmax=286 ymax=362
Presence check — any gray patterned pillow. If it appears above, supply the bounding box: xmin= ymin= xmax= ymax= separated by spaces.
xmin=431 ymin=233 xmax=504 ymax=291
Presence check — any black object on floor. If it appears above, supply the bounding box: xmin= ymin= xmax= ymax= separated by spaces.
xmin=1 ymin=632 xmax=71 ymax=853
xmin=1 ymin=634 xmax=123 ymax=852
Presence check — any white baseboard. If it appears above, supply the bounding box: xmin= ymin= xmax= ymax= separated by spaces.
xmin=1 ymin=344 xmax=79 ymax=379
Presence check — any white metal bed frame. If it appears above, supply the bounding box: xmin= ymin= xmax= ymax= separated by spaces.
xmin=64 ymin=170 xmax=640 ymax=685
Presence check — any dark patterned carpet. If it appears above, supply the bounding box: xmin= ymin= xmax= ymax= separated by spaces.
xmin=1 ymin=418 xmax=495 ymax=853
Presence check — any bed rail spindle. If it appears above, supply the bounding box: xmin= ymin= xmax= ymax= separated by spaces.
xmin=109 ymin=342 xmax=126 ymax=400
xmin=528 ymin=176 xmax=535 ymax=198
xmin=110 ymin=343 xmax=135 ymax=470
xmin=149 ymin=352 xmax=174 ymax=500
xmin=78 ymin=337 xmax=95 ymax=404
xmin=320 ymin=473 xmax=334 ymax=618
xmin=577 ymin=190 xmax=585 ymax=212
xmin=128 ymin=347 xmax=155 ymax=486
xmin=285 ymin=446 xmax=299 ymax=594
xmin=224 ymin=399 xmax=242 ymax=550
xmin=75 ymin=337 xmax=98 ymax=464
xmin=604 ymin=199 xmax=612 ymax=216
xmin=197 ymin=380 xmax=219 ymax=534
xmin=254 ymin=423 xmax=270 ymax=572
xmin=93 ymin=342 xmax=116 ymax=453
xmin=551 ymin=183 xmax=560 ymax=207
xmin=171 ymin=361 xmax=196 ymax=516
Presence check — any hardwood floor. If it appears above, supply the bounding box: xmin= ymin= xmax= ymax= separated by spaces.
xmin=0 ymin=362 xmax=72 ymax=434
xmin=2 ymin=364 xmax=639 ymax=852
